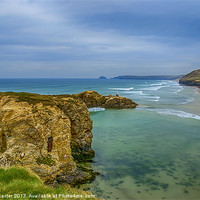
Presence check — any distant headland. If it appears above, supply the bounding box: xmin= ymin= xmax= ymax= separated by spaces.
xmin=179 ymin=69 xmax=200 ymax=86
xmin=111 ymin=75 xmax=182 ymax=80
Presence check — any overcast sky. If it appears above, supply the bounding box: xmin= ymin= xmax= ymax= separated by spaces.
xmin=0 ymin=0 xmax=200 ymax=78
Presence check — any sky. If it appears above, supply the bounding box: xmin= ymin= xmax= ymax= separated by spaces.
xmin=0 ymin=0 xmax=200 ymax=78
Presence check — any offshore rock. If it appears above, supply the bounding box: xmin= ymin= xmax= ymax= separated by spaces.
xmin=98 ymin=76 xmax=107 ymax=79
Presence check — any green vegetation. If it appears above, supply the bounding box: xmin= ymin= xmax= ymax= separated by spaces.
xmin=0 ymin=167 xmax=97 ymax=200
xmin=36 ymin=155 xmax=56 ymax=167
xmin=0 ymin=92 xmax=55 ymax=106
xmin=0 ymin=92 xmax=79 ymax=106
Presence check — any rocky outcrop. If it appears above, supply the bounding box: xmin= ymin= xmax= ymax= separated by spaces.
xmin=0 ymin=91 xmax=137 ymax=185
xmin=179 ymin=69 xmax=200 ymax=86
xmin=76 ymin=90 xmax=138 ymax=109
xmin=76 ymin=91 xmax=106 ymax=108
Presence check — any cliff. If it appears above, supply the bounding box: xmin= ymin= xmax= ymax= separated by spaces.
xmin=0 ymin=92 xmax=95 ymax=185
xmin=179 ymin=69 xmax=200 ymax=86
xmin=0 ymin=91 xmax=137 ymax=185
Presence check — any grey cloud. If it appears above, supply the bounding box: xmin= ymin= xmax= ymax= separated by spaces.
xmin=0 ymin=0 xmax=200 ymax=77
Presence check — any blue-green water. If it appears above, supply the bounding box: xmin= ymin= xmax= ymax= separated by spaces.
xmin=0 ymin=79 xmax=200 ymax=200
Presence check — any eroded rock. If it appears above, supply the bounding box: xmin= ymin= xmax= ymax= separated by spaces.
xmin=77 ymin=90 xmax=138 ymax=109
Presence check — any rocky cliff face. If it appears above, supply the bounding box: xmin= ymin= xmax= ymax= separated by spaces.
xmin=0 ymin=91 xmax=137 ymax=185
xmin=0 ymin=92 xmax=94 ymax=185
xmin=179 ymin=69 xmax=200 ymax=86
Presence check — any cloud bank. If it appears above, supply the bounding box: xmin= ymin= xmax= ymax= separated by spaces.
xmin=0 ymin=0 xmax=200 ymax=77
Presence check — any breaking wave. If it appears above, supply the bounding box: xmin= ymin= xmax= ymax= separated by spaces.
xmin=122 ymin=90 xmax=144 ymax=95
xmin=174 ymin=87 xmax=183 ymax=93
xmin=151 ymin=96 xmax=160 ymax=102
xmin=150 ymin=82 xmax=167 ymax=86
xmin=141 ymin=85 xmax=169 ymax=91
xmin=110 ymin=87 xmax=134 ymax=91
xmin=139 ymin=108 xmax=200 ymax=120
xmin=88 ymin=107 xmax=105 ymax=112
xmin=178 ymin=98 xmax=194 ymax=105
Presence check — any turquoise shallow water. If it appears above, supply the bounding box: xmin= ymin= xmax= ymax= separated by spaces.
xmin=89 ymin=110 xmax=200 ymax=200
xmin=0 ymin=79 xmax=199 ymax=200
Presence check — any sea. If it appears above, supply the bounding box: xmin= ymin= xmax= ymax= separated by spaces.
xmin=0 ymin=78 xmax=200 ymax=200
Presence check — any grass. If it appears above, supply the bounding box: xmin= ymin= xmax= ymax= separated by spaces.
xmin=0 ymin=92 xmax=79 ymax=106
xmin=0 ymin=92 xmax=55 ymax=106
xmin=0 ymin=167 xmax=97 ymax=200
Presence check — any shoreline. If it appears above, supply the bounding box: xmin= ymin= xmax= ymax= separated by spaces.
xmin=196 ymin=86 xmax=200 ymax=93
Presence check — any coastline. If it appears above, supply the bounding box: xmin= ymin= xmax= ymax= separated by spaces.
xmin=0 ymin=79 xmax=200 ymax=200
xmin=178 ymin=85 xmax=200 ymax=115
xmin=196 ymin=86 xmax=200 ymax=93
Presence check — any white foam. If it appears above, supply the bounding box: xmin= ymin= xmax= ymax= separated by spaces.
xmin=151 ymin=96 xmax=160 ymax=102
xmin=150 ymin=83 xmax=162 ymax=86
xmin=88 ymin=107 xmax=105 ymax=112
xmin=178 ymin=98 xmax=194 ymax=105
xmin=123 ymin=91 xmax=161 ymax=102
xmin=150 ymin=81 xmax=168 ymax=86
xmin=139 ymin=108 xmax=200 ymax=120
xmin=122 ymin=90 xmax=144 ymax=95
xmin=174 ymin=86 xmax=183 ymax=93
xmin=109 ymin=87 xmax=134 ymax=91
xmin=141 ymin=85 xmax=169 ymax=91
xmin=150 ymin=83 xmax=163 ymax=86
